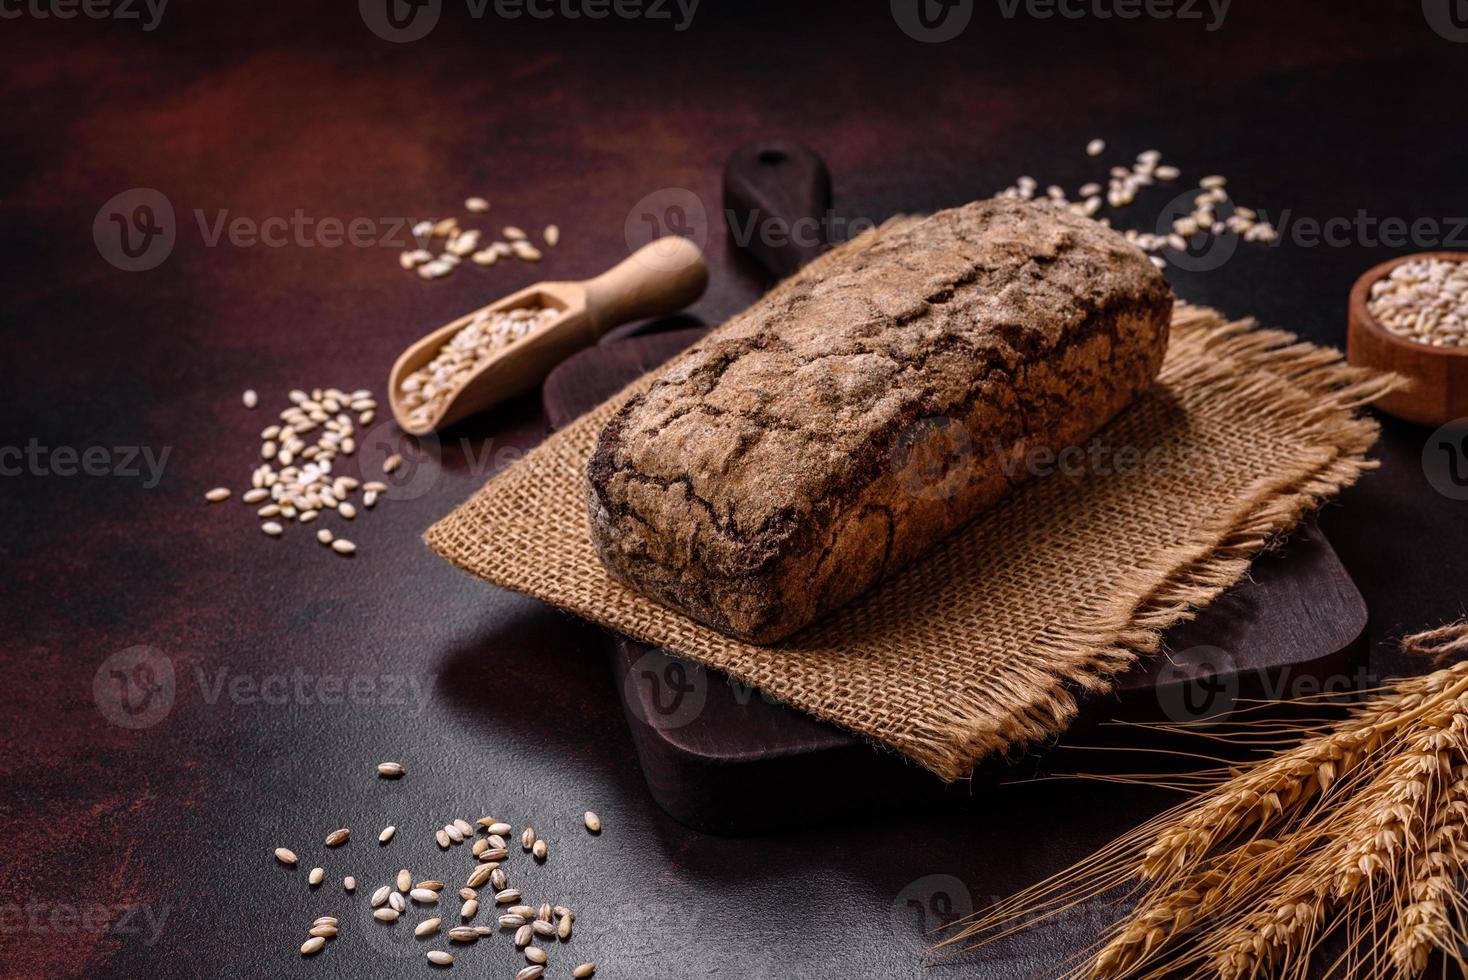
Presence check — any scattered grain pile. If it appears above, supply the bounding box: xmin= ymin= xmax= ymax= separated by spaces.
xmin=205 ymin=387 xmax=406 ymax=557
xmin=273 ymin=770 xmax=603 ymax=978
xmin=400 ymin=198 xmax=560 ymax=281
xmin=997 ymin=140 xmax=1278 ymax=268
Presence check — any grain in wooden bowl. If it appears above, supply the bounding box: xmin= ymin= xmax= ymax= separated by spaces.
xmin=1347 ymin=251 xmax=1468 ymax=426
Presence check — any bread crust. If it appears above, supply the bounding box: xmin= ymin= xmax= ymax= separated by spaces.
xmin=586 ymin=199 xmax=1174 ymax=643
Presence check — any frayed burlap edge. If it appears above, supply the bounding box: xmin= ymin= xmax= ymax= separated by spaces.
xmin=426 ymin=304 xmax=1398 ymax=781
xmin=919 ymin=306 xmax=1399 ymax=776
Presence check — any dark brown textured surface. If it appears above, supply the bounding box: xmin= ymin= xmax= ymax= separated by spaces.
xmin=4 ymin=2 xmax=1468 ymax=978
xmin=587 ymin=201 xmax=1172 ymax=641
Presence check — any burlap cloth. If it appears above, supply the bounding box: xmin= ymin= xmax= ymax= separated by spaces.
xmin=426 ymin=299 xmax=1393 ymax=781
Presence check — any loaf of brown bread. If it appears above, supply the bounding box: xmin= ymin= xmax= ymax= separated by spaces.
xmin=585 ymin=198 xmax=1174 ymax=643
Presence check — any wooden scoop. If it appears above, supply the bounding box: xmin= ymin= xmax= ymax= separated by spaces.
xmin=388 ymin=237 xmax=707 ymax=434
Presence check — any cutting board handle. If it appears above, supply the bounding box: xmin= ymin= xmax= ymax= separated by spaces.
xmin=722 ymin=139 xmax=833 ymax=282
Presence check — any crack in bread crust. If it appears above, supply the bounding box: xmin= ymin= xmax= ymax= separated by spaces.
xmin=586 ymin=199 xmax=1174 ymax=643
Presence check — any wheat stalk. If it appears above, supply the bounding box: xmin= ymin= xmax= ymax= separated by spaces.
xmin=938 ymin=621 xmax=1468 ymax=979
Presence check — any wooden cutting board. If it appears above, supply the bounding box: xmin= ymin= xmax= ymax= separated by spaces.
xmin=542 ymin=141 xmax=1369 ymax=833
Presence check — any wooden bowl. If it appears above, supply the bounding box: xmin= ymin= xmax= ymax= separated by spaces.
xmin=1347 ymin=251 xmax=1468 ymax=427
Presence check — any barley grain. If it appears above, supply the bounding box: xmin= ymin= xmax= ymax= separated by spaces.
xmin=573 ymin=963 xmax=595 ymax=978
xmin=525 ymin=946 xmax=547 ymax=965
xmin=461 ymin=899 xmax=479 ymax=919
xmin=331 ymin=538 xmax=356 ymax=555
xmin=416 ymin=917 xmax=442 ymax=937
xmin=275 ymin=847 xmax=297 ymax=865
xmin=426 ymin=950 xmax=453 ymax=966
xmin=517 ymin=966 xmax=544 ymax=980
xmin=532 ymin=839 xmax=547 ymax=861
xmin=371 ymin=885 xmax=391 ymax=907
xmin=1086 ymin=138 xmax=1105 ymax=157
xmin=373 ymin=907 xmax=400 ymax=922
xmin=309 ymin=866 xmax=325 ymax=886
xmin=377 ymin=762 xmax=404 ymax=778
xmin=205 ymin=487 xmax=231 ymax=502
xmin=379 ymin=826 xmax=395 ymax=844
xmin=449 ymin=926 xmax=479 ymax=942
xmin=325 ymin=828 xmax=350 ymax=846
xmin=344 ymin=876 xmax=356 ymax=892
xmin=389 ymin=891 xmax=406 ymax=913
xmin=301 ymin=936 xmax=326 ymax=955
xmin=496 ymin=888 xmax=522 ymax=905
xmin=583 ymin=811 xmax=601 ymax=833
xmin=309 ymin=925 xmax=337 ymax=938
xmin=514 ymin=924 xmax=532 ymax=947
xmin=465 ymin=197 xmax=490 ymax=213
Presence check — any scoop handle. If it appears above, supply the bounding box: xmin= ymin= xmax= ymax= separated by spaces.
xmin=581 ymin=237 xmax=709 ymax=337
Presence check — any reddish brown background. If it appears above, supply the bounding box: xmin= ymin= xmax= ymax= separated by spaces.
xmin=3 ymin=1 xmax=1468 ymax=977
